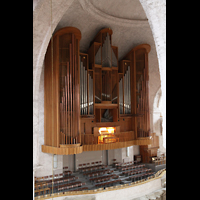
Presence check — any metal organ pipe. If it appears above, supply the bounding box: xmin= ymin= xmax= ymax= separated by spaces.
xmin=82 ymin=61 xmax=85 ymax=115
xmin=88 ymin=74 xmax=93 ymax=115
xmin=80 ymin=56 xmax=89 ymax=115
xmin=102 ymin=33 xmax=111 ymax=68
xmin=85 ymin=65 xmax=87 ymax=115
xmin=136 ymin=62 xmax=150 ymax=138
xmin=124 ymin=72 xmax=126 ymax=114
xmin=122 ymin=66 xmax=131 ymax=115
xmin=80 ymin=56 xmax=82 ymax=115
xmin=128 ymin=66 xmax=131 ymax=114
xmin=59 ymin=34 xmax=80 ymax=145
xmin=119 ymin=78 xmax=123 ymax=114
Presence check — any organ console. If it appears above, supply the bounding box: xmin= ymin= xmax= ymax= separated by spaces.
xmin=42 ymin=27 xmax=152 ymax=155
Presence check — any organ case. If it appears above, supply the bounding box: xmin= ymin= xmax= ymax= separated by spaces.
xmin=44 ymin=27 xmax=81 ymax=147
xmin=122 ymin=44 xmax=151 ymax=138
xmin=43 ymin=27 xmax=152 ymax=155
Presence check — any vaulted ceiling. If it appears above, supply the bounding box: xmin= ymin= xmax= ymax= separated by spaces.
xmin=54 ymin=0 xmax=160 ymax=110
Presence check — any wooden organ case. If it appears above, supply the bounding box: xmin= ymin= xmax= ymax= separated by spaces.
xmin=42 ymin=27 xmax=152 ymax=155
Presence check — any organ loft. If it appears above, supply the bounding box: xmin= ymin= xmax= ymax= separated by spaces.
xmin=34 ymin=27 xmax=166 ymax=198
xmin=42 ymin=26 xmax=160 ymax=158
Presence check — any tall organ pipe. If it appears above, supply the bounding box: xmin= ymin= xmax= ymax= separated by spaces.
xmin=102 ymin=33 xmax=111 ymax=68
xmin=80 ymin=57 xmax=82 ymax=115
xmin=119 ymin=78 xmax=123 ymax=114
xmin=122 ymin=66 xmax=131 ymax=114
xmin=59 ymin=34 xmax=80 ymax=144
xmin=128 ymin=66 xmax=131 ymax=114
xmin=88 ymin=74 xmax=93 ymax=114
xmin=80 ymin=57 xmax=88 ymax=115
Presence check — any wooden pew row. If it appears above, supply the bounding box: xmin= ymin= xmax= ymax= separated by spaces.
xmin=113 ymin=161 xmax=140 ymax=168
xmin=35 ymin=179 xmax=86 ymax=196
xmin=89 ymin=174 xmax=118 ymax=183
xmin=49 ymin=181 xmax=86 ymax=191
xmin=120 ymin=164 xmax=145 ymax=172
xmin=80 ymin=165 xmax=107 ymax=172
xmin=34 ymin=187 xmax=50 ymax=196
xmin=78 ymin=161 xmax=102 ymax=169
xmin=83 ymin=169 xmax=113 ymax=177
xmin=121 ymin=166 xmax=148 ymax=173
xmin=122 ymin=168 xmax=151 ymax=176
xmin=127 ymin=172 xmax=155 ymax=182
xmin=35 ymin=166 xmax=69 ymax=182
xmin=35 ymin=175 xmax=78 ymax=189
xmin=95 ymin=179 xmax=122 ymax=188
xmin=116 ymin=164 xmax=145 ymax=171
xmin=63 ymin=170 xmax=73 ymax=176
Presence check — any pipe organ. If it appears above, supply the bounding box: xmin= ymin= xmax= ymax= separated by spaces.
xmin=80 ymin=55 xmax=88 ymax=115
xmin=119 ymin=64 xmax=131 ymax=114
xmin=43 ymin=27 xmax=151 ymax=155
xmin=136 ymin=52 xmax=150 ymax=137
xmin=44 ymin=27 xmax=81 ymax=147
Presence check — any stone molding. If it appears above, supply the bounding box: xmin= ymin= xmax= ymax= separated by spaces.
xmin=78 ymin=0 xmax=149 ymax=27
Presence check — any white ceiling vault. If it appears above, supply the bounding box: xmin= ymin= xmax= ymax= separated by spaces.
xmin=55 ymin=0 xmax=154 ymax=59
xmin=54 ymin=0 xmax=160 ymax=110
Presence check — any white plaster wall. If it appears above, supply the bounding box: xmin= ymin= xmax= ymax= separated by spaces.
xmin=108 ymin=149 xmax=114 ymax=165
xmin=63 ymin=155 xmax=74 ymax=171
xmin=109 ymin=146 xmax=139 ymax=164
xmin=139 ymin=0 xmax=166 ymax=149
xmin=95 ymin=178 xmax=161 ymax=200
xmin=114 ymin=148 xmax=122 ymax=163
xmin=102 ymin=150 xmax=107 ymax=165
xmin=33 ymin=0 xmax=74 ymax=175
xmin=121 ymin=146 xmax=133 ymax=163
xmin=76 ymin=151 xmax=103 ymax=170
xmin=133 ymin=145 xmax=140 ymax=157
xmin=152 ymin=87 xmax=165 ymax=153
xmin=33 ymin=0 xmax=39 ymax=11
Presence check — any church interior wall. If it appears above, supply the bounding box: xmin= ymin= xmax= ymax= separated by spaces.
xmin=33 ymin=0 xmax=166 ymax=199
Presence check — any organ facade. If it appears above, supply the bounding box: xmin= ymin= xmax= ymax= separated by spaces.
xmin=42 ymin=27 xmax=152 ymax=155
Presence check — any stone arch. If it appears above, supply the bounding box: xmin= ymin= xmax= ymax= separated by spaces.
xmin=153 ymin=87 xmax=162 ymax=134
xmin=139 ymin=0 xmax=166 ymax=149
xmin=152 ymin=87 xmax=165 ymax=152
xmin=33 ymin=0 xmax=166 ymax=167
xmin=33 ymin=0 xmax=75 ymax=168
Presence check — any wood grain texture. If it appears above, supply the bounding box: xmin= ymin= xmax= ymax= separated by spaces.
xmin=44 ymin=27 xmax=152 ymax=154
xmin=42 ymin=138 xmax=151 ymax=155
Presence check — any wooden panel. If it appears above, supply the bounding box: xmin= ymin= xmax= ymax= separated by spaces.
xmin=42 ymin=145 xmax=83 ymax=155
xmin=93 ymin=127 xmax=99 ymax=136
xmin=44 ymin=27 xmax=151 ymax=155
xmin=139 ymin=132 xmax=159 ymax=163
xmin=83 ymin=139 xmax=151 ymax=152
xmin=44 ymin=35 xmax=60 ymax=147
xmin=44 ymin=27 xmax=81 ymax=148
xmin=53 ymin=27 xmax=81 ymax=40
xmin=95 ymin=108 xmax=101 ymax=123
